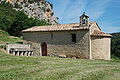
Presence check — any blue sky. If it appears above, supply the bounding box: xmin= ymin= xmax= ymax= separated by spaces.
xmin=47 ymin=0 xmax=120 ymax=33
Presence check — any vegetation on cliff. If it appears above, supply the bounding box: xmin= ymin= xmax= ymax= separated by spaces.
xmin=0 ymin=1 xmax=50 ymax=37
xmin=4 ymin=0 xmax=58 ymax=24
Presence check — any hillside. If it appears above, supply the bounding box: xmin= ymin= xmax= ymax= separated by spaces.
xmin=0 ymin=50 xmax=120 ymax=80
xmin=0 ymin=1 xmax=50 ymax=37
xmin=0 ymin=0 xmax=58 ymax=24
xmin=111 ymin=32 xmax=120 ymax=58
xmin=0 ymin=30 xmax=22 ymax=44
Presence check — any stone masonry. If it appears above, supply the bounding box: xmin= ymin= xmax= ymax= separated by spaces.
xmin=22 ymin=13 xmax=112 ymax=60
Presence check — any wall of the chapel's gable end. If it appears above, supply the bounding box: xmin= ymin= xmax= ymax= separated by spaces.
xmin=91 ymin=36 xmax=111 ymax=60
xmin=90 ymin=22 xmax=101 ymax=34
xmin=22 ymin=30 xmax=90 ymax=59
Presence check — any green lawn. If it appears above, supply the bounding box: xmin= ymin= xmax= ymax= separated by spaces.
xmin=0 ymin=50 xmax=120 ymax=80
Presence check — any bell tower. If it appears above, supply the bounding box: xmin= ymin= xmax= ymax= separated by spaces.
xmin=80 ymin=12 xmax=89 ymax=26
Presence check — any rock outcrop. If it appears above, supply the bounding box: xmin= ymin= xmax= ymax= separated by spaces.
xmin=1 ymin=0 xmax=58 ymax=24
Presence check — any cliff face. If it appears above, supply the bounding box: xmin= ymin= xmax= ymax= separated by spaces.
xmin=2 ymin=0 xmax=58 ymax=24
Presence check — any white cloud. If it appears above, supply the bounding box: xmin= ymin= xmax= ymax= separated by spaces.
xmin=52 ymin=0 xmax=70 ymax=17
xmin=48 ymin=0 xmax=119 ymax=33
xmin=49 ymin=0 xmax=87 ymax=24
xmin=99 ymin=22 xmax=120 ymax=33
xmin=103 ymin=26 xmax=120 ymax=33
xmin=50 ymin=0 xmax=112 ymax=24
xmin=86 ymin=0 xmax=112 ymax=19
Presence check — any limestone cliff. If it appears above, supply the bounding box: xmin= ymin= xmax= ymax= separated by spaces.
xmin=1 ymin=0 xmax=58 ymax=24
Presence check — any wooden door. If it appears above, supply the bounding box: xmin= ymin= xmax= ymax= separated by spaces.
xmin=41 ymin=42 xmax=47 ymax=56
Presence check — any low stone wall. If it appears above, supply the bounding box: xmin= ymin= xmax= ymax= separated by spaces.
xmin=10 ymin=51 xmax=33 ymax=56
xmin=5 ymin=43 xmax=33 ymax=56
xmin=23 ymin=41 xmax=42 ymax=56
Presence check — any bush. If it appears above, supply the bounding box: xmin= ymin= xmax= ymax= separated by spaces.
xmin=0 ymin=45 xmax=6 ymax=49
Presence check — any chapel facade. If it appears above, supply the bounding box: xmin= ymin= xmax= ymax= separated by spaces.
xmin=22 ymin=13 xmax=112 ymax=60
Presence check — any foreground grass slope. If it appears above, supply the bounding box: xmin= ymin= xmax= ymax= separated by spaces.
xmin=0 ymin=51 xmax=120 ymax=80
xmin=0 ymin=30 xmax=22 ymax=43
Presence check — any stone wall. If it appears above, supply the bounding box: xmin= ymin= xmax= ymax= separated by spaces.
xmin=6 ymin=44 xmax=30 ymax=53
xmin=91 ymin=37 xmax=111 ymax=60
xmin=23 ymin=41 xmax=42 ymax=56
xmin=22 ymin=30 xmax=90 ymax=59
xmin=89 ymin=22 xmax=101 ymax=34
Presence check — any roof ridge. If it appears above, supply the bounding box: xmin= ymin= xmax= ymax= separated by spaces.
xmin=22 ymin=22 xmax=95 ymax=32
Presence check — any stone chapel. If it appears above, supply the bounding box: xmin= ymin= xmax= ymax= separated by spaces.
xmin=22 ymin=12 xmax=112 ymax=60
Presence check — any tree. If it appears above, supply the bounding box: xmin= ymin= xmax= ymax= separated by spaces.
xmin=8 ymin=11 xmax=50 ymax=36
xmin=111 ymin=32 xmax=120 ymax=58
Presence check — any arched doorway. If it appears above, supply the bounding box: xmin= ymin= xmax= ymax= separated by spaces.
xmin=41 ymin=42 xmax=47 ymax=56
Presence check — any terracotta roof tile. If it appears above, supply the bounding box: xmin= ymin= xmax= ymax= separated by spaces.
xmin=22 ymin=22 xmax=94 ymax=32
xmin=91 ymin=30 xmax=112 ymax=37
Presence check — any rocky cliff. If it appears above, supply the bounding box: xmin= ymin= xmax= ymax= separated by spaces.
xmin=1 ymin=0 xmax=58 ymax=24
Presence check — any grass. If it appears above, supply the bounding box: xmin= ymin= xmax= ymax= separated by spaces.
xmin=0 ymin=30 xmax=22 ymax=44
xmin=0 ymin=30 xmax=120 ymax=80
xmin=0 ymin=50 xmax=120 ymax=80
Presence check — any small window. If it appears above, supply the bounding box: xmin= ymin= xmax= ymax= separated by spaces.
xmin=71 ymin=34 xmax=76 ymax=42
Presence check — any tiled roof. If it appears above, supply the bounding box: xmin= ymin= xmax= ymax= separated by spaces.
xmin=22 ymin=22 xmax=94 ymax=32
xmin=91 ymin=30 xmax=112 ymax=37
